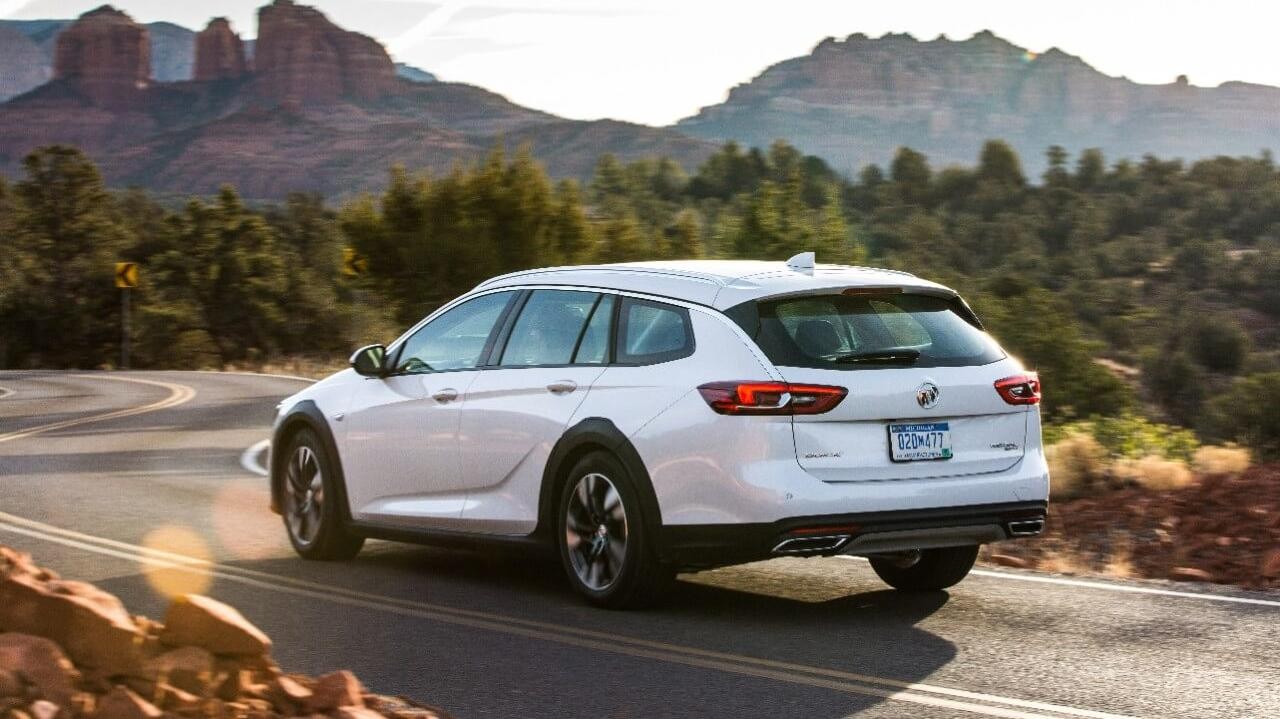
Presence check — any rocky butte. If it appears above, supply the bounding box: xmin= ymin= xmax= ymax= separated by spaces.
xmin=51 ymin=5 xmax=149 ymax=110
xmin=677 ymin=30 xmax=1280 ymax=175
xmin=253 ymin=0 xmax=397 ymax=104
xmin=193 ymin=18 xmax=248 ymax=82
xmin=0 ymin=1 xmax=713 ymax=197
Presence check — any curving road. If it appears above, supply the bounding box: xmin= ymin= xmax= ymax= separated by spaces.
xmin=0 ymin=371 xmax=1276 ymax=718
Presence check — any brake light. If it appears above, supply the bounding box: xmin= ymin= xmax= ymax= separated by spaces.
xmin=994 ymin=374 xmax=1041 ymax=405
xmin=697 ymin=381 xmax=847 ymax=415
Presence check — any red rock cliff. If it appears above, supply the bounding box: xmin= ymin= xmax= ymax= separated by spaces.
xmin=193 ymin=18 xmax=249 ymax=82
xmin=253 ymin=0 xmax=396 ymax=104
xmin=52 ymin=5 xmax=150 ymax=109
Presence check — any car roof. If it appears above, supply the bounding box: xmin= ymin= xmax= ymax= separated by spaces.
xmin=475 ymin=258 xmax=956 ymax=310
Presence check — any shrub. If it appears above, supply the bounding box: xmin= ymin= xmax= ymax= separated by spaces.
xmin=1046 ymin=433 xmax=1108 ymax=499
xmin=1045 ymin=412 xmax=1199 ymax=462
xmin=1110 ymin=455 xmax=1193 ymax=491
xmin=1202 ymin=372 xmax=1280 ymax=461
xmin=1191 ymin=445 xmax=1252 ymax=475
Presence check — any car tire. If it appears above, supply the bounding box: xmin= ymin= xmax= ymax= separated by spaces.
xmin=280 ymin=428 xmax=365 ymax=561
xmin=556 ymin=451 xmax=675 ymax=609
xmin=869 ymin=545 xmax=978 ymax=591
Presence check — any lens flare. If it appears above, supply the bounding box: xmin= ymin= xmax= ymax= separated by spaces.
xmin=1023 ymin=51 xmax=1038 ymax=63
xmin=212 ymin=478 xmax=283 ymax=560
xmin=141 ymin=525 xmax=212 ymax=598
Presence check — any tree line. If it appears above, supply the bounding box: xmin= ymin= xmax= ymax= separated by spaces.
xmin=1 ymin=140 xmax=1278 ymax=457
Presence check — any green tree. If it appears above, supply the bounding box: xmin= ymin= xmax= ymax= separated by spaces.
xmin=977 ymin=140 xmax=1026 ymax=187
xmin=3 ymin=146 xmax=130 ymax=367
xmin=666 ymin=209 xmax=704 ymax=259
xmin=890 ymin=147 xmax=931 ymax=206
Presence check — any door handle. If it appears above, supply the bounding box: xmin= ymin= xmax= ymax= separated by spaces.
xmin=431 ymin=388 xmax=459 ymax=403
xmin=546 ymin=380 xmax=578 ymax=395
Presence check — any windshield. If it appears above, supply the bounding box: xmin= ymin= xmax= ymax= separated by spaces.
xmin=728 ymin=293 xmax=1005 ymax=370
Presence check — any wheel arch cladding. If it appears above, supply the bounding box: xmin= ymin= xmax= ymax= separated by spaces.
xmin=270 ymin=400 xmax=354 ymax=522
xmin=538 ymin=417 xmax=664 ymax=548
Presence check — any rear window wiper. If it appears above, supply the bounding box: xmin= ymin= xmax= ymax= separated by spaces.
xmin=830 ymin=349 xmax=921 ymax=365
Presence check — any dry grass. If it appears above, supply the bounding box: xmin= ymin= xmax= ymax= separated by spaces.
xmin=1191 ymin=444 xmax=1252 ymax=475
xmin=1046 ymin=433 xmax=1109 ymax=499
xmin=1111 ymin=455 xmax=1194 ymax=491
xmin=1035 ymin=549 xmax=1087 ymax=576
xmin=223 ymin=356 xmax=348 ymax=380
xmin=1101 ymin=536 xmax=1135 ymax=579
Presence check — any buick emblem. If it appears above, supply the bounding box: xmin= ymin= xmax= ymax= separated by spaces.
xmin=916 ymin=382 xmax=940 ymax=409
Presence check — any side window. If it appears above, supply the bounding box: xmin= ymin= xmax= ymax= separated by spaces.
xmin=393 ymin=291 xmax=514 ymax=374
xmin=615 ymin=297 xmax=694 ymax=365
xmin=572 ymin=294 xmax=615 ymax=365
xmin=499 ymin=290 xmax=599 ymax=367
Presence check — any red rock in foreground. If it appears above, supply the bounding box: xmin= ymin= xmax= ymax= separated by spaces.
xmin=979 ymin=464 xmax=1280 ymax=589
xmin=0 ymin=546 xmax=451 ymax=719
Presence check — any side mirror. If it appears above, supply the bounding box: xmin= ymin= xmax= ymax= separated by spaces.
xmin=350 ymin=344 xmax=387 ymax=377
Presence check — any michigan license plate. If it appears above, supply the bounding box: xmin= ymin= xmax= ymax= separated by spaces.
xmin=889 ymin=422 xmax=953 ymax=461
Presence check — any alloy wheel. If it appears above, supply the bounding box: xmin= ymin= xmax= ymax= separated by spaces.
xmin=564 ymin=472 xmax=628 ymax=591
xmin=284 ymin=444 xmax=324 ymax=546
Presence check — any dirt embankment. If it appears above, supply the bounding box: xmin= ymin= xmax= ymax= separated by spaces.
xmin=981 ymin=464 xmax=1280 ymax=589
xmin=0 ymin=547 xmax=451 ymax=719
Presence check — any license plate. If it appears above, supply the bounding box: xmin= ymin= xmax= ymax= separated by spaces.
xmin=888 ymin=422 xmax=953 ymax=462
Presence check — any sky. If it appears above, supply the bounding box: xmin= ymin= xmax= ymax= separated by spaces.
xmin=4 ymin=0 xmax=1280 ymax=126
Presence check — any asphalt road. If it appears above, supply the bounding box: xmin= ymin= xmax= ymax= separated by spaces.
xmin=0 ymin=370 xmax=1277 ymax=719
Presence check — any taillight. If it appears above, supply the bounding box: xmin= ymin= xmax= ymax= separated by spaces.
xmin=994 ymin=374 xmax=1041 ymax=405
xmin=697 ymin=381 xmax=847 ymax=415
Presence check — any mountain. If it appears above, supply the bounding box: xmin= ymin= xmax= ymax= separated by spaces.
xmin=676 ymin=31 xmax=1280 ymax=175
xmin=0 ymin=14 xmax=439 ymax=100
xmin=395 ymin=63 xmax=437 ymax=84
xmin=0 ymin=2 xmax=712 ymax=198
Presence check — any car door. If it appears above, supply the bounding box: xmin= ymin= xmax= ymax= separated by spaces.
xmin=340 ymin=290 xmax=518 ymax=528
xmin=457 ymin=289 xmax=613 ymax=533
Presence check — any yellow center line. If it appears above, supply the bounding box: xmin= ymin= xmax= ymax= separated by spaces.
xmin=0 ymin=374 xmax=196 ymax=444
xmin=0 ymin=511 xmax=1137 ymax=719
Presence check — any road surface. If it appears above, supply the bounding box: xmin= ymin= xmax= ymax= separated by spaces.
xmin=0 ymin=370 xmax=1276 ymax=718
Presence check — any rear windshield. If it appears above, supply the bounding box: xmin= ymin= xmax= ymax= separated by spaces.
xmin=726 ymin=293 xmax=1005 ymax=370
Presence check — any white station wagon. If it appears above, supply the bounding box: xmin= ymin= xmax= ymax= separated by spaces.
xmin=271 ymin=254 xmax=1049 ymax=607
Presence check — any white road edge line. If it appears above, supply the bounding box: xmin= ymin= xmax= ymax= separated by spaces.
xmin=0 ymin=511 xmax=1136 ymax=719
xmin=0 ymin=374 xmax=196 ymax=444
xmin=836 ymin=555 xmax=1280 ymax=608
xmin=0 ymin=386 xmax=13 ymax=399
xmin=240 ymin=439 xmax=270 ymax=477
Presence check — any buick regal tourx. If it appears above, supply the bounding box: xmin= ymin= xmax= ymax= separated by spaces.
xmin=270 ymin=254 xmax=1049 ymax=607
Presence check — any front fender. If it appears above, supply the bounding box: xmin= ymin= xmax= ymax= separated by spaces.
xmin=269 ymin=400 xmax=353 ymax=521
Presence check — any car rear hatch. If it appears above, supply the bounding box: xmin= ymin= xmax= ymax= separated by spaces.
xmin=725 ymin=289 xmax=1032 ymax=483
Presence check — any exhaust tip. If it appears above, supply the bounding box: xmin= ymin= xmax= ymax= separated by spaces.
xmin=1006 ymin=518 xmax=1045 ymax=537
xmin=772 ymin=534 xmax=851 ymax=555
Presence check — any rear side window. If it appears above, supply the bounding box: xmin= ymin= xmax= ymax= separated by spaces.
xmin=731 ymin=293 xmax=1004 ymax=369
xmin=615 ymin=297 xmax=694 ymax=365
xmin=500 ymin=290 xmax=600 ymax=367
xmin=572 ymin=294 xmax=615 ymax=365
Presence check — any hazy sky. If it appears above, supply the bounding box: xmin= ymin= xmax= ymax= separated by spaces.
xmin=4 ymin=0 xmax=1278 ymax=125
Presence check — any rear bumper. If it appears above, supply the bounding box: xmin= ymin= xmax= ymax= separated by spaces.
xmin=661 ymin=500 xmax=1047 ymax=570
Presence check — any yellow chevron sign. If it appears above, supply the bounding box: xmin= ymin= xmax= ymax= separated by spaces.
xmin=115 ymin=262 xmax=139 ymax=288
xmin=342 ymin=247 xmax=368 ymax=278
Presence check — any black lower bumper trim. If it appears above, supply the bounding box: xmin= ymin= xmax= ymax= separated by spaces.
xmin=661 ymin=500 xmax=1047 ymax=569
